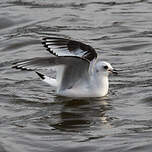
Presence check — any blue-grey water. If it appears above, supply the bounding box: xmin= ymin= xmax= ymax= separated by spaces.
xmin=0 ymin=0 xmax=152 ymax=151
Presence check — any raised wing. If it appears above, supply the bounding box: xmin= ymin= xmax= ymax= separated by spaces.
xmin=12 ymin=57 xmax=59 ymax=71
xmin=42 ymin=37 xmax=97 ymax=61
xmin=12 ymin=56 xmax=90 ymax=90
xmin=12 ymin=56 xmax=89 ymax=72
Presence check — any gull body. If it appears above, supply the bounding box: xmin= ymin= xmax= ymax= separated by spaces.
xmin=36 ymin=61 xmax=116 ymax=98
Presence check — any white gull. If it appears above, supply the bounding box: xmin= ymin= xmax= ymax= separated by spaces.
xmin=13 ymin=37 xmax=118 ymax=98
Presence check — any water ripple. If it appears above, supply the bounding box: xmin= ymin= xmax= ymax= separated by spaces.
xmin=0 ymin=0 xmax=152 ymax=151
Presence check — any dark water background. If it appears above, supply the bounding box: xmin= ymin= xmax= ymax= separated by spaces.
xmin=0 ymin=0 xmax=152 ymax=151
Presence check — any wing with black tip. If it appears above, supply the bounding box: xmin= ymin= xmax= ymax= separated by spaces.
xmin=12 ymin=56 xmax=90 ymax=90
xmin=42 ymin=37 xmax=97 ymax=61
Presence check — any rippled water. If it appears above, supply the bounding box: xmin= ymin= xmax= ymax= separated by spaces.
xmin=0 ymin=0 xmax=152 ymax=151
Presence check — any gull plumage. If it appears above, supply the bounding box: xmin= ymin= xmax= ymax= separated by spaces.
xmin=13 ymin=37 xmax=117 ymax=98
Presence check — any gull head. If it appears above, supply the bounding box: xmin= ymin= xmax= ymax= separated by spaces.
xmin=96 ymin=61 xmax=118 ymax=76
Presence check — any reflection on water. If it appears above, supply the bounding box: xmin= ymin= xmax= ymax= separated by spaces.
xmin=51 ymin=97 xmax=112 ymax=132
xmin=0 ymin=0 xmax=152 ymax=152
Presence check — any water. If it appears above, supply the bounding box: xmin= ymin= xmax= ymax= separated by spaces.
xmin=0 ymin=0 xmax=152 ymax=151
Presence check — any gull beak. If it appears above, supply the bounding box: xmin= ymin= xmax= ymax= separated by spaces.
xmin=108 ymin=69 xmax=118 ymax=75
xmin=112 ymin=69 xmax=118 ymax=75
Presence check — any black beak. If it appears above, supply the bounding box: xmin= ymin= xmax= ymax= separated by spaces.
xmin=112 ymin=69 xmax=118 ymax=75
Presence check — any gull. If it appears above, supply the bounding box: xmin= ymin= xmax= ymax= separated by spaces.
xmin=13 ymin=37 xmax=118 ymax=98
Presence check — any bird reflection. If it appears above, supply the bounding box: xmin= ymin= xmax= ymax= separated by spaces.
xmin=51 ymin=96 xmax=112 ymax=132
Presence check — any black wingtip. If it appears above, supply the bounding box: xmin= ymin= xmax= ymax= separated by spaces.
xmin=36 ymin=71 xmax=45 ymax=80
xmin=12 ymin=65 xmax=34 ymax=71
xmin=46 ymin=48 xmax=58 ymax=56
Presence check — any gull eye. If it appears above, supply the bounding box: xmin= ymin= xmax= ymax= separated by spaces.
xmin=103 ymin=65 xmax=108 ymax=70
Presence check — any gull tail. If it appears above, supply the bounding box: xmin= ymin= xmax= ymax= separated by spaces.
xmin=36 ymin=71 xmax=58 ymax=87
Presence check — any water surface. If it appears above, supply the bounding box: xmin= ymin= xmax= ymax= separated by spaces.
xmin=0 ymin=0 xmax=152 ymax=152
